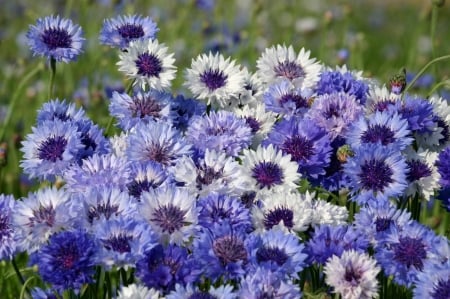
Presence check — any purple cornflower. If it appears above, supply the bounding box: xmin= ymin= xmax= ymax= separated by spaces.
xmin=126 ymin=161 xmax=172 ymax=200
xmin=192 ymin=224 xmax=249 ymax=282
xmin=166 ymin=283 xmax=236 ymax=299
xmin=75 ymin=120 xmax=111 ymax=162
xmin=126 ymin=122 xmax=192 ymax=167
xmin=414 ymin=260 xmax=450 ymax=299
xmin=306 ymin=92 xmax=364 ymax=140
xmin=263 ymin=79 xmax=312 ymax=118
xmin=197 ymin=193 xmax=252 ymax=233
xmin=246 ymin=229 xmax=307 ymax=279
xmin=436 ymin=145 xmax=450 ymax=188
xmin=136 ymin=244 xmax=196 ymax=294
xmin=20 ymin=120 xmax=82 ymax=181
xmin=305 ymin=224 xmax=370 ymax=265
xmin=92 ymin=216 xmax=158 ymax=270
xmin=63 ymin=153 xmax=131 ymax=194
xmin=315 ymin=68 xmax=369 ymax=104
xmin=345 ymin=111 xmax=413 ymax=150
xmin=36 ymin=99 xmax=87 ymax=125
xmin=13 ymin=187 xmax=75 ymax=253
xmin=170 ymin=94 xmax=206 ymax=132
xmin=375 ymin=222 xmax=443 ymax=287
xmin=109 ymin=90 xmax=174 ymax=131
xmin=344 ymin=143 xmax=408 ymax=205
xmin=27 ymin=15 xmax=85 ymax=63
xmin=0 ymin=194 xmax=17 ymax=260
xmin=239 ymin=267 xmax=302 ymax=299
xmin=29 ymin=230 xmax=97 ymax=294
xmin=392 ymin=95 xmax=435 ymax=134
xmin=185 ymin=110 xmax=252 ymax=157
xmin=263 ymin=117 xmax=332 ymax=178
xmin=99 ymin=15 xmax=159 ymax=49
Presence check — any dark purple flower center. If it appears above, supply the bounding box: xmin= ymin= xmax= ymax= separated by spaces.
xmin=245 ymin=116 xmax=261 ymax=133
xmin=279 ymin=93 xmax=308 ymax=109
xmin=212 ymin=235 xmax=247 ymax=265
xmin=274 ymin=61 xmax=305 ymax=81
xmin=361 ymin=124 xmax=395 ymax=145
xmin=344 ymin=267 xmax=362 ymax=286
xmin=88 ymin=202 xmax=119 ymax=223
xmin=373 ymin=100 xmax=395 ymax=112
xmin=252 ymin=161 xmax=284 ymax=189
xmin=393 ymin=236 xmax=427 ymax=270
xmin=209 ymin=206 xmax=231 ymax=222
xmin=281 ymin=135 xmax=314 ymax=161
xmin=256 ymin=246 xmax=288 ymax=266
xmin=80 ymin=132 xmax=97 ymax=152
xmin=324 ymin=103 xmax=341 ymax=118
xmin=103 ymin=233 xmax=132 ymax=253
xmin=240 ymin=191 xmax=256 ymax=209
xmin=0 ymin=214 xmax=12 ymax=237
xmin=375 ymin=217 xmax=393 ymax=232
xmin=38 ymin=135 xmax=68 ymax=162
xmin=30 ymin=205 xmax=55 ymax=227
xmin=57 ymin=244 xmax=79 ymax=269
xmin=431 ymin=278 xmax=450 ymax=299
xmin=127 ymin=179 xmax=157 ymax=199
xmin=359 ymin=159 xmax=393 ymax=192
xmin=42 ymin=28 xmax=72 ymax=50
xmin=264 ymin=206 xmax=294 ymax=230
xmin=188 ymin=292 xmax=217 ymax=299
xmin=117 ymin=23 xmax=145 ymax=40
xmin=150 ymin=204 xmax=186 ymax=234
xmin=147 ymin=144 xmax=170 ymax=165
xmin=200 ymin=69 xmax=227 ymax=91
xmin=130 ymin=95 xmax=161 ymax=118
xmin=54 ymin=112 xmax=71 ymax=122
xmin=407 ymin=159 xmax=432 ymax=182
xmin=436 ymin=117 xmax=450 ymax=145
xmin=196 ymin=165 xmax=223 ymax=187
xmin=135 ymin=53 xmax=162 ymax=77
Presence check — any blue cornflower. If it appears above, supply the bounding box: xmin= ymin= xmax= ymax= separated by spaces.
xmin=239 ymin=267 xmax=302 ymax=299
xmin=136 ymin=244 xmax=195 ymax=294
xmin=170 ymin=94 xmax=206 ymax=132
xmin=414 ymin=260 xmax=450 ymax=299
xmin=36 ymin=99 xmax=87 ymax=125
xmin=27 ymin=15 xmax=84 ymax=63
xmin=263 ymin=117 xmax=332 ymax=178
xmin=306 ymin=92 xmax=364 ymax=140
xmin=20 ymin=120 xmax=82 ymax=181
xmin=192 ymin=224 xmax=249 ymax=282
xmin=247 ymin=229 xmax=307 ymax=279
xmin=127 ymin=161 xmax=172 ymax=200
xmin=186 ymin=110 xmax=252 ymax=157
xmin=354 ymin=200 xmax=411 ymax=246
xmin=305 ymin=224 xmax=370 ymax=265
xmin=99 ymin=15 xmax=159 ymax=49
xmin=166 ymin=283 xmax=236 ymax=299
xmin=392 ymin=95 xmax=435 ymax=134
xmin=375 ymin=221 xmax=443 ymax=287
xmin=315 ymin=67 xmax=369 ymax=104
xmin=109 ymin=89 xmax=174 ymax=131
xmin=74 ymin=186 xmax=138 ymax=229
xmin=197 ymin=192 xmax=252 ymax=233
xmin=344 ymin=143 xmax=408 ymax=205
xmin=29 ymin=230 xmax=98 ymax=294
xmin=263 ymin=79 xmax=312 ymax=118
xmin=30 ymin=287 xmax=59 ymax=299
xmin=13 ymin=187 xmax=76 ymax=253
xmin=436 ymin=145 xmax=450 ymax=188
xmin=75 ymin=120 xmax=111 ymax=162
xmin=345 ymin=111 xmax=413 ymax=150
xmin=170 ymin=149 xmax=250 ymax=197
xmin=63 ymin=153 xmax=130 ymax=194
xmin=0 ymin=194 xmax=17 ymax=261
xmin=139 ymin=185 xmax=198 ymax=245
xmin=92 ymin=216 xmax=158 ymax=270
xmin=127 ymin=122 xmax=192 ymax=167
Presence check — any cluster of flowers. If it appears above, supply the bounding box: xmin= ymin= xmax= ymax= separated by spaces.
xmin=1 ymin=14 xmax=449 ymax=299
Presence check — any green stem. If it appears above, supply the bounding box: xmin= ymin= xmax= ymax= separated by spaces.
xmin=19 ymin=276 xmax=36 ymax=299
xmin=0 ymin=63 xmax=44 ymax=141
xmin=403 ymin=54 xmax=450 ymax=96
xmin=427 ymin=79 xmax=450 ymax=97
xmin=12 ymin=258 xmax=25 ymax=285
xmin=48 ymin=58 xmax=57 ymax=99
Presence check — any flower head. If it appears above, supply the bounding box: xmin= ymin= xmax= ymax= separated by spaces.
xmin=118 ymin=39 xmax=176 ymax=91
xmin=414 ymin=260 xmax=450 ymax=299
xmin=27 ymin=15 xmax=84 ymax=62
xmin=184 ymin=52 xmax=246 ymax=108
xmin=0 ymin=194 xmax=17 ymax=260
xmin=324 ymin=250 xmax=381 ymax=299
xmin=99 ymin=14 xmax=159 ymax=49
xmin=263 ymin=79 xmax=312 ymax=117
xmin=117 ymin=284 xmax=160 ymax=299
xmin=127 ymin=161 xmax=172 ymax=200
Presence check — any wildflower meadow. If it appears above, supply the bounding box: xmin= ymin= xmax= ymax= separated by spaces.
xmin=1 ymin=1 xmax=450 ymax=298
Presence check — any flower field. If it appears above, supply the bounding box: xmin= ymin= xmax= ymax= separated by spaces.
xmin=0 ymin=1 xmax=449 ymax=298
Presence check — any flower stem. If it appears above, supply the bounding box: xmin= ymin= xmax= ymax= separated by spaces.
xmin=427 ymin=79 xmax=450 ymax=97
xmin=48 ymin=58 xmax=57 ymax=99
xmin=11 ymin=258 xmax=25 ymax=286
xmin=0 ymin=63 xmax=44 ymax=142
xmin=403 ymin=54 xmax=450 ymax=96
